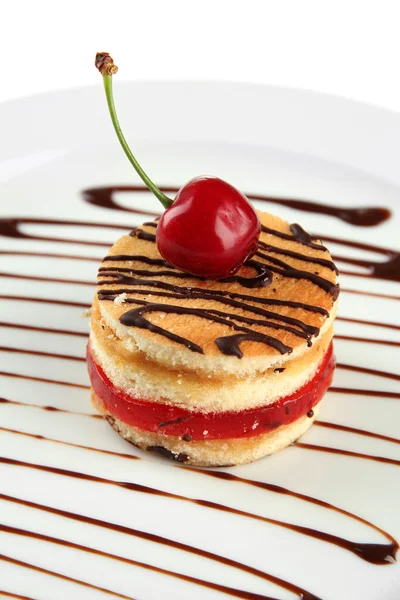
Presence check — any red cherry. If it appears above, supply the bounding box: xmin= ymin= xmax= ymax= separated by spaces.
xmin=156 ymin=176 xmax=260 ymax=279
xmin=96 ymin=56 xmax=260 ymax=278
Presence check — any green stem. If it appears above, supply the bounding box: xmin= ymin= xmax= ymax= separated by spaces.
xmin=102 ymin=75 xmax=173 ymax=209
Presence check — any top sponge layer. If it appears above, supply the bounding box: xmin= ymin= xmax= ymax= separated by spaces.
xmin=95 ymin=210 xmax=338 ymax=376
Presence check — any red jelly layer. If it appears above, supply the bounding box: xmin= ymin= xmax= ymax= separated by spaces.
xmin=87 ymin=343 xmax=334 ymax=441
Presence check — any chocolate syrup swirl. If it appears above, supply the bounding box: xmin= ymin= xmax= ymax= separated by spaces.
xmin=99 ymin=285 xmax=318 ymax=349
xmin=258 ymin=241 xmax=338 ymax=272
xmin=215 ymin=332 xmax=291 ymax=358
xmin=0 ymin=591 xmax=36 ymax=600
xmin=0 ymin=249 xmax=101 ymax=262
xmin=0 ymin=184 xmax=398 ymax=594
xmin=2 ymin=423 xmax=398 ymax=569
xmin=1 ymin=210 xmax=397 ymax=283
xmin=83 ymin=185 xmax=391 ymax=227
xmin=255 ymin=249 xmax=338 ymax=296
xmin=337 ymin=362 xmax=400 ymax=382
xmin=0 ymin=397 xmax=100 ymax=419
xmin=98 ymin=218 xmax=336 ymax=356
xmin=314 ymin=234 xmax=400 ymax=282
xmin=99 ymin=258 xmax=273 ymax=288
xmin=0 ymin=320 xmax=87 ymax=338
xmin=0 ymin=553 xmax=135 ymax=600
xmin=1 ymin=524 xmax=282 ymax=600
xmin=0 ymin=294 xmax=90 ymax=309
xmin=119 ymin=302 xmax=294 ymax=356
xmin=93 ymin=211 xmax=341 ymax=357
xmin=2 ymin=424 xmax=397 ymax=551
xmin=0 ymin=217 xmax=128 ymax=247
xmin=335 ymin=334 xmax=400 ymax=347
xmin=130 ymin=221 xmax=338 ymax=295
xmin=315 ymin=421 xmax=400 ymax=446
xmin=0 ymin=493 xmax=321 ymax=600
xmin=0 ymin=370 xmax=89 ymax=390
xmin=0 ymin=426 xmax=138 ymax=459
xmin=261 ymin=225 xmax=327 ymax=251
xmin=296 ymin=443 xmax=400 ymax=468
xmin=0 ymin=270 xmax=93 ymax=287
xmin=330 ymin=387 xmax=400 ymax=399
xmin=0 ymin=345 xmax=85 ymax=363
xmin=0 ymin=457 xmax=396 ymax=565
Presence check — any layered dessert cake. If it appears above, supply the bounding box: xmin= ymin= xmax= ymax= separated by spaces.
xmin=88 ymin=53 xmax=338 ymax=466
xmin=87 ymin=211 xmax=338 ymax=466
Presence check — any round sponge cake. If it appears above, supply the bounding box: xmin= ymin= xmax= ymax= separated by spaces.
xmin=88 ymin=210 xmax=338 ymax=466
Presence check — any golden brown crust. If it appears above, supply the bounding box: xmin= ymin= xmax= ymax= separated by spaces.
xmin=94 ymin=211 xmax=338 ymax=371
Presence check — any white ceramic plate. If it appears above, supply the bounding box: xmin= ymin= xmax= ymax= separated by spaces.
xmin=0 ymin=82 xmax=399 ymax=600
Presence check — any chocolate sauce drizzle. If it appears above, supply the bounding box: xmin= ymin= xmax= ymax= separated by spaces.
xmin=0 ymin=492 xmax=321 ymax=600
xmin=314 ymin=233 xmax=400 ymax=282
xmin=119 ymin=301 xmax=294 ymax=356
xmin=0 ymin=592 xmax=37 ymax=600
xmin=0 ymin=217 xmax=128 ymax=247
xmin=330 ymin=387 xmax=400 ymax=399
xmin=0 ymin=553 xmax=135 ymax=600
xmin=0 ymin=370 xmax=89 ymax=390
xmin=1 ymin=424 xmax=398 ymax=560
xmin=98 ymin=217 xmax=338 ymax=357
xmin=0 ymin=426 xmax=138 ymax=459
xmin=337 ymin=362 xmax=400 ymax=382
xmin=0 ymin=398 xmax=100 ymax=419
xmin=83 ymin=185 xmax=391 ymax=227
xmin=0 ymin=320 xmax=87 ymax=338
xmin=0 ymin=525 xmax=283 ymax=600
xmin=0 ymin=345 xmax=85 ymax=363
xmin=296 ymin=443 xmax=400 ymax=468
xmin=0 ymin=249 xmax=101 ymax=262
xmin=0 ymin=294 xmax=90 ymax=309
xmin=0 ymin=456 xmax=396 ymax=565
xmin=1 ymin=424 xmax=397 ymax=538
xmin=0 ymin=184 xmax=399 ymax=595
xmin=2 ymin=213 xmax=398 ymax=283
xmin=315 ymin=421 xmax=400 ymax=446
xmin=0 ymin=270 xmax=93 ymax=287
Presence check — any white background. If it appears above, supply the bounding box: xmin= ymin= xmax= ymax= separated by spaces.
xmin=3 ymin=0 xmax=400 ymax=111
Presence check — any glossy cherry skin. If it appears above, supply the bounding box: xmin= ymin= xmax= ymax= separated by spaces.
xmin=156 ymin=176 xmax=261 ymax=279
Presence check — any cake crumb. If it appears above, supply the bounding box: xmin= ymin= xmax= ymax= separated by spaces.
xmin=82 ymin=308 xmax=92 ymax=318
xmin=203 ymin=430 xmax=208 ymax=436
xmin=251 ymin=421 xmax=259 ymax=430
xmin=114 ymin=293 xmax=128 ymax=305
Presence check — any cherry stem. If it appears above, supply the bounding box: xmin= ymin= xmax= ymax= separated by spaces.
xmin=96 ymin=53 xmax=173 ymax=209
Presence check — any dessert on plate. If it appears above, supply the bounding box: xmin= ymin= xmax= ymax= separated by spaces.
xmin=87 ymin=54 xmax=338 ymax=466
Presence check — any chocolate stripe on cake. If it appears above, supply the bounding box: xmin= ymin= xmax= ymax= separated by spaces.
xmin=97 ymin=281 xmax=322 ymax=332
xmin=119 ymin=302 xmax=293 ymax=356
xmin=125 ymin=221 xmax=339 ymax=296
xmin=98 ymin=280 xmax=320 ymax=355
xmin=261 ymin=224 xmax=328 ymax=251
xmin=258 ymin=241 xmax=339 ymax=272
